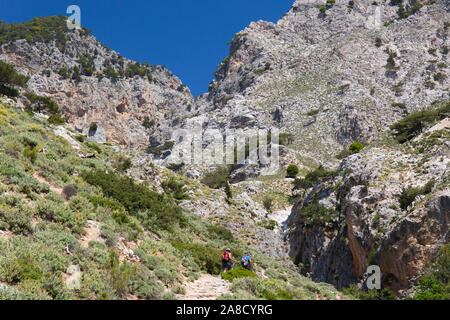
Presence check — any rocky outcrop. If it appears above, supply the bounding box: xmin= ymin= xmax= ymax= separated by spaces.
xmin=0 ymin=18 xmax=195 ymax=150
xmin=286 ymin=118 xmax=449 ymax=293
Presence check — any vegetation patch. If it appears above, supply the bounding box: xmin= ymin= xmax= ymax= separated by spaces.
xmin=221 ymin=267 xmax=257 ymax=282
xmin=81 ymin=170 xmax=187 ymax=233
xmin=171 ymin=242 xmax=222 ymax=275
xmin=399 ymin=179 xmax=435 ymax=210
xmin=390 ymin=101 xmax=449 ymax=143
xmin=201 ymin=166 xmax=230 ymax=189
xmin=293 ymin=166 xmax=338 ymax=190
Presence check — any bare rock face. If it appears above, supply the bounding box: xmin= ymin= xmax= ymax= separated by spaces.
xmin=286 ymin=119 xmax=449 ymax=292
xmin=0 ymin=21 xmax=195 ymax=150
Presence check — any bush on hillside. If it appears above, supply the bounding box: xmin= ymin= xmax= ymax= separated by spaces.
xmin=390 ymin=102 xmax=450 ymax=143
xmin=207 ymin=224 xmax=234 ymax=242
xmin=349 ymin=142 xmax=365 ymax=154
xmin=413 ymin=244 xmax=449 ymax=300
xmin=0 ymin=16 xmax=90 ymax=46
xmin=221 ymin=267 xmax=257 ymax=282
xmin=171 ymin=242 xmax=222 ymax=275
xmin=286 ymin=164 xmax=299 ymax=178
xmin=297 ymin=200 xmax=339 ymax=229
xmin=399 ymin=179 xmax=435 ymax=210
xmin=24 ymin=92 xmax=60 ymax=115
xmin=201 ymin=166 xmax=230 ymax=189
xmin=81 ymin=170 xmax=187 ymax=233
xmin=161 ymin=177 xmax=190 ymax=200
xmin=47 ymin=114 xmax=65 ymax=125
xmin=292 ymin=165 xmax=338 ymax=190
xmin=342 ymin=284 xmax=396 ymax=300
xmin=0 ymin=60 xmax=29 ymax=98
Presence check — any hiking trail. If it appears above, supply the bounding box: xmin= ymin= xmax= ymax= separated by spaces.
xmin=177 ymin=274 xmax=231 ymax=300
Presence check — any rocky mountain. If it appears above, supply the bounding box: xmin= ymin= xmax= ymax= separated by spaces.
xmin=0 ymin=0 xmax=448 ymax=299
xmin=0 ymin=16 xmax=194 ymax=150
xmin=191 ymin=0 xmax=449 ymax=169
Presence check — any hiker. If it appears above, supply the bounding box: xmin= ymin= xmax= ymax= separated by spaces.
xmin=222 ymin=248 xmax=233 ymax=273
xmin=241 ymin=253 xmax=253 ymax=271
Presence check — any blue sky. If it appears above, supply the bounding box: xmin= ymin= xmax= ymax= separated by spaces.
xmin=0 ymin=0 xmax=293 ymax=96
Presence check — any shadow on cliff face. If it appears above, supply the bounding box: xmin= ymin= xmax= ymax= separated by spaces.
xmin=287 ymin=193 xmax=449 ymax=293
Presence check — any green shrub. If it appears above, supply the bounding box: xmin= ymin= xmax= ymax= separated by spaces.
xmin=128 ymin=266 xmax=164 ymax=299
xmin=81 ymin=170 xmax=187 ymax=233
xmin=221 ymin=267 xmax=257 ymax=282
xmin=433 ymin=72 xmax=447 ymax=83
xmin=392 ymin=102 xmax=408 ymax=114
xmin=107 ymin=250 xmax=135 ymax=297
xmin=262 ymin=196 xmax=274 ymax=212
xmin=0 ymin=205 xmax=33 ymax=235
xmin=47 ymin=114 xmax=65 ymax=125
xmin=385 ymin=48 xmax=399 ymax=71
xmin=286 ymin=164 xmax=299 ymax=177
xmin=232 ymin=278 xmax=293 ymax=300
xmin=0 ymin=284 xmax=29 ymax=300
xmin=349 ymin=142 xmax=365 ymax=154
xmin=116 ymin=157 xmax=132 ymax=172
xmin=279 ymin=133 xmax=294 ymax=146
xmin=293 ymin=165 xmax=337 ymax=190
xmin=224 ymin=181 xmax=233 ymax=200
xmin=207 ymin=224 xmax=234 ymax=242
xmin=171 ymin=242 xmax=222 ymax=275
xmin=147 ymin=141 xmax=175 ymax=155
xmin=0 ymin=15 xmax=90 ymax=46
xmin=413 ymin=244 xmax=449 ymax=300
xmin=390 ymin=102 xmax=450 ymax=143
xmin=23 ymin=146 xmax=38 ymax=163
xmin=124 ymin=62 xmax=151 ymax=78
xmin=171 ymin=285 xmax=186 ymax=295
xmin=342 ymin=284 xmax=396 ymax=300
xmin=17 ymin=280 xmax=51 ymax=300
xmin=85 ymin=194 xmax=126 ymax=212
xmin=89 ymin=123 xmax=98 ymax=133
xmin=0 ymin=60 xmax=29 ymax=98
xmin=161 ymin=177 xmax=190 ymax=200
xmin=24 ymin=92 xmax=60 ymax=115
xmin=75 ymin=135 xmax=86 ymax=143
xmin=399 ymin=179 xmax=436 ymax=210
xmin=0 ymin=250 xmax=42 ymax=284
xmin=297 ymin=200 xmax=339 ymax=229
xmin=143 ymin=117 xmax=155 ymax=129
xmin=259 ymin=219 xmax=277 ymax=231
xmin=413 ymin=275 xmax=447 ymax=300
xmin=375 ymin=37 xmax=382 ymax=47
xmin=201 ymin=166 xmax=230 ymax=189
xmin=167 ymin=162 xmax=185 ymax=173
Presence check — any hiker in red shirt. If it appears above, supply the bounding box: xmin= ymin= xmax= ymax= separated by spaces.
xmin=222 ymin=248 xmax=233 ymax=273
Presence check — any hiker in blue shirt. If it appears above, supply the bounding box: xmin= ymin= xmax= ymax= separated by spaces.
xmin=241 ymin=253 xmax=253 ymax=271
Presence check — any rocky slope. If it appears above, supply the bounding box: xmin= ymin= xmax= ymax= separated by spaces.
xmin=190 ymin=0 xmax=449 ymax=170
xmin=286 ymin=106 xmax=449 ymax=294
xmin=0 ymin=1 xmax=449 ymax=299
xmin=0 ymin=95 xmax=349 ymax=300
xmin=0 ymin=16 xmax=194 ymax=150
